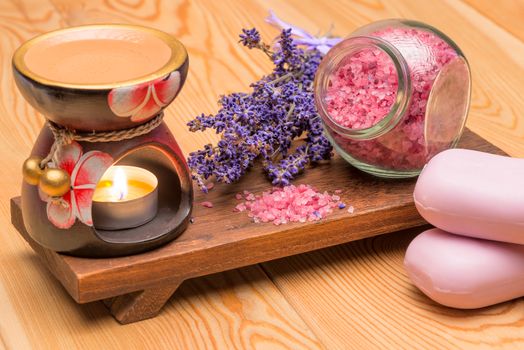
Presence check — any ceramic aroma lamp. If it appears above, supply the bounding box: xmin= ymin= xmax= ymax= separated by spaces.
xmin=13 ymin=24 xmax=193 ymax=257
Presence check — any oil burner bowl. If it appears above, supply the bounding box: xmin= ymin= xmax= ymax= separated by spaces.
xmin=12 ymin=24 xmax=188 ymax=131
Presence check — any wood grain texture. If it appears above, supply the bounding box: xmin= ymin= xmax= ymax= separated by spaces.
xmin=255 ymin=1 xmax=524 ymax=349
xmin=257 ymin=0 xmax=524 ymax=159
xmin=105 ymin=283 xmax=181 ymax=324
xmin=462 ymin=0 xmax=524 ymax=43
xmin=9 ymin=203 xmax=322 ymax=347
xmin=1 ymin=0 xmax=524 ymax=348
xmin=9 ymin=129 xmax=503 ymax=305
xmin=0 ymin=0 xmax=320 ymax=348
xmin=262 ymin=228 xmax=524 ymax=350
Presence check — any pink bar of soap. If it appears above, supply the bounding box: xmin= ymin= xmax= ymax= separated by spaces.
xmin=414 ymin=149 xmax=524 ymax=244
xmin=405 ymin=228 xmax=524 ymax=308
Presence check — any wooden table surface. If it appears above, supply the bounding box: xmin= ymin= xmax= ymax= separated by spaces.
xmin=1 ymin=0 xmax=523 ymax=349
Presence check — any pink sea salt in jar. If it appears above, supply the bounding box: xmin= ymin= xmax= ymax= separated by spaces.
xmin=314 ymin=19 xmax=471 ymax=177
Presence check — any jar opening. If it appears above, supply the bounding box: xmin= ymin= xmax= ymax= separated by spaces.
xmin=314 ymin=36 xmax=411 ymax=140
xmin=314 ymin=19 xmax=471 ymax=178
xmin=324 ymin=47 xmax=398 ymax=128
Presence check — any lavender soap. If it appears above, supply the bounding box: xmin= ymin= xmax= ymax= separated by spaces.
xmin=414 ymin=149 xmax=524 ymax=245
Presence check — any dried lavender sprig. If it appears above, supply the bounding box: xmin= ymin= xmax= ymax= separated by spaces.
xmin=187 ymin=28 xmax=333 ymax=191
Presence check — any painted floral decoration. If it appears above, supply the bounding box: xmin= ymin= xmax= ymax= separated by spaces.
xmin=108 ymin=72 xmax=181 ymax=122
xmin=40 ymin=141 xmax=113 ymax=229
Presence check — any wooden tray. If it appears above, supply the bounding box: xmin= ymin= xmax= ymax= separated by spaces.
xmin=10 ymin=129 xmax=504 ymax=324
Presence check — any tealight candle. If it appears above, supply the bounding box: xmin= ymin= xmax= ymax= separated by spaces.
xmin=92 ymin=165 xmax=158 ymax=230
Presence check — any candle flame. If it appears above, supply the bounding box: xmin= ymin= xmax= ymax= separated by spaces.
xmin=110 ymin=167 xmax=128 ymax=201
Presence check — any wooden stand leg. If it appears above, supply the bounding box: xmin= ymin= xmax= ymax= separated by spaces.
xmin=103 ymin=282 xmax=181 ymax=324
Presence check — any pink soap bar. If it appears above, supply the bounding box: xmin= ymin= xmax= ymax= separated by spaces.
xmin=405 ymin=228 xmax=524 ymax=309
xmin=414 ymin=149 xmax=524 ymax=244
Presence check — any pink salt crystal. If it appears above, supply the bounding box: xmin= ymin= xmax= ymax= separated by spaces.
xmin=347 ymin=206 xmax=355 ymax=214
xmin=236 ymin=184 xmax=349 ymax=225
xmin=326 ymin=47 xmax=398 ymax=129
xmin=201 ymin=201 xmax=214 ymax=208
xmin=334 ymin=189 xmax=343 ymax=194
xmin=234 ymin=203 xmax=247 ymax=212
xmin=205 ymin=182 xmax=215 ymax=191
xmin=326 ymin=27 xmax=459 ymax=171
xmin=235 ymin=193 xmax=243 ymax=200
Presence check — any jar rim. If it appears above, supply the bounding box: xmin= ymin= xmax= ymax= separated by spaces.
xmin=314 ymin=35 xmax=412 ymax=140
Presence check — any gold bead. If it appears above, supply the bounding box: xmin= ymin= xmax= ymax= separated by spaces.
xmin=22 ymin=156 xmax=44 ymax=185
xmin=39 ymin=168 xmax=71 ymax=197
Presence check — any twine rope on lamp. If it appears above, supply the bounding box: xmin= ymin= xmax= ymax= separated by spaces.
xmin=20 ymin=113 xmax=165 ymax=209
xmin=40 ymin=113 xmax=165 ymax=168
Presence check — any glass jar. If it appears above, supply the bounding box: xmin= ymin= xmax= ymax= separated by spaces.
xmin=314 ymin=19 xmax=471 ymax=178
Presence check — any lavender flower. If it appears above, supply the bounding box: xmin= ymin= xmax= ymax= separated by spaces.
xmin=239 ymin=28 xmax=261 ymax=49
xmin=188 ymin=27 xmax=333 ymax=190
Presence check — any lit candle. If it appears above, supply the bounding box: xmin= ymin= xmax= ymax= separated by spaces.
xmin=92 ymin=166 xmax=158 ymax=230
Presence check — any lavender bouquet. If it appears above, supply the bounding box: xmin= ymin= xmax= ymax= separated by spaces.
xmin=187 ymin=21 xmax=336 ymax=192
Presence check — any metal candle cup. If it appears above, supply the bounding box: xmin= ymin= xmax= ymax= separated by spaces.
xmin=92 ymin=166 xmax=158 ymax=230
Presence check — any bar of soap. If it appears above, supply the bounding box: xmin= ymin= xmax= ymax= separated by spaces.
xmin=405 ymin=228 xmax=524 ymax=308
xmin=414 ymin=149 xmax=524 ymax=244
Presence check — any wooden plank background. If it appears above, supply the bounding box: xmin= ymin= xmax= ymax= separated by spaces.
xmin=1 ymin=0 xmax=523 ymax=349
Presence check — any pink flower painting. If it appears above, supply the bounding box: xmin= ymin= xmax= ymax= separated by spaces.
xmin=41 ymin=141 xmax=113 ymax=229
xmin=108 ymin=72 xmax=181 ymax=122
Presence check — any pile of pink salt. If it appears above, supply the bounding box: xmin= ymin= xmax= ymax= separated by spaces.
xmin=325 ymin=27 xmax=458 ymax=170
xmin=234 ymin=184 xmax=347 ymax=225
